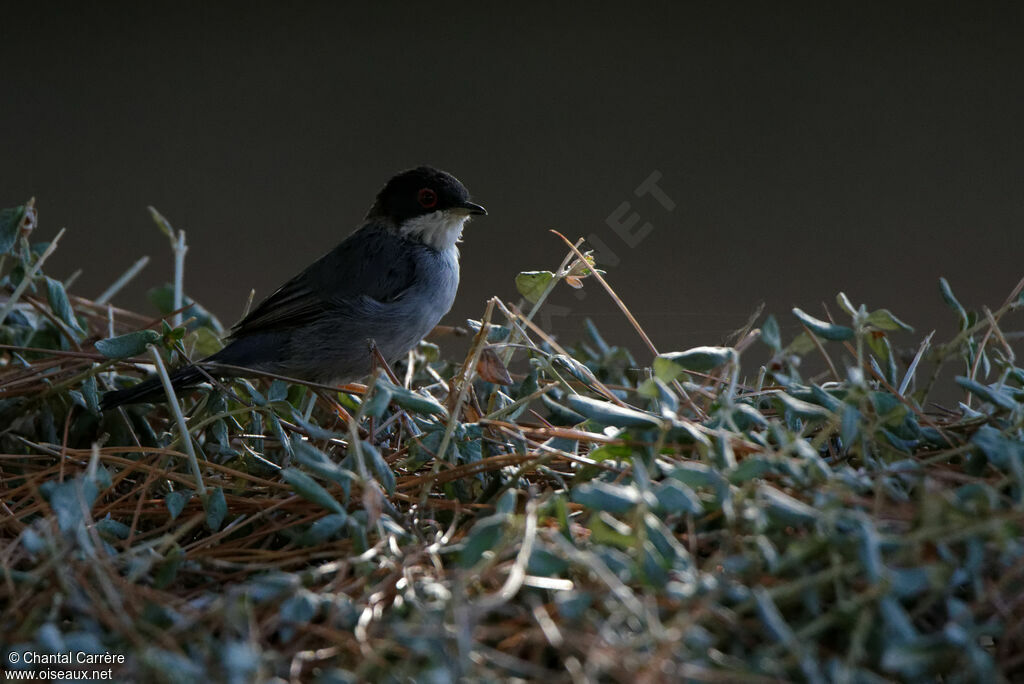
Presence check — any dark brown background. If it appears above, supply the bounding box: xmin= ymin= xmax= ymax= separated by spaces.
xmin=3 ymin=2 xmax=1022 ymax=368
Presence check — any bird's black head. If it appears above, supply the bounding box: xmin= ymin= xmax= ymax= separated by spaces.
xmin=368 ymin=166 xmax=486 ymax=224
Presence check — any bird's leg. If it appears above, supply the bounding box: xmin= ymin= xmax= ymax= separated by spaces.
xmin=312 ymin=388 xmax=357 ymax=435
xmin=365 ymin=339 xmax=387 ymax=440
xmin=167 ymin=341 xmax=251 ymax=407
xmin=191 ymin=362 xmax=250 ymax=407
xmin=367 ymin=339 xmax=402 ymax=385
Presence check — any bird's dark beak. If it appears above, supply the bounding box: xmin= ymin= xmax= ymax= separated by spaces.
xmin=458 ymin=201 xmax=487 ymax=216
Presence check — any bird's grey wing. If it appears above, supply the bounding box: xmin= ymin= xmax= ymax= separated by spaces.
xmin=227 ymin=225 xmax=418 ymax=338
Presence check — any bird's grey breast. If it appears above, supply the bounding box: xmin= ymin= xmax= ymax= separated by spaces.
xmin=397 ymin=243 xmax=459 ymax=345
xmin=412 ymin=244 xmax=460 ymax=309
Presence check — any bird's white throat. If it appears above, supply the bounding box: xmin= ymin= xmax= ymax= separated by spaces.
xmin=399 ymin=209 xmax=470 ymax=252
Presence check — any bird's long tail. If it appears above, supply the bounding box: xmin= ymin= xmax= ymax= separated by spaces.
xmin=100 ymin=364 xmax=208 ymax=410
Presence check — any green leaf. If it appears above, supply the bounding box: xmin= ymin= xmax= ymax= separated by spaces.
xmin=644 ymin=513 xmax=690 ymax=565
xmin=787 ymin=331 xmax=816 ymax=355
xmin=731 ymin=402 xmax=768 ymax=429
xmin=494 ymin=488 xmax=517 ymax=516
xmin=572 ymin=480 xmax=642 ymax=513
xmin=81 ymin=375 xmax=100 ymax=413
xmin=40 ymin=477 xmax=99 ymax=533
xmin=267 ymin=380 xmax=289 ymax=403
xmin=417 ymin=339 xmax=440 ymax=361
xmin=869 ymin=391 xmax=908 ymax=426
xmin=221 ymin=642 xmax=261 ymax=683
xmin=761 ymin=315 xmax=781 ymax=351
xmin=638 ymin=377 xmax=678 ymax=415
xmin=808 ymin=384 xmax=842 ymax=412
xmin=241 ymin=572 xmax=300 ymax=603
xmin=753 ymin=588 xmax=817 ymax=678
xmin=268 ymin=413 xmax=293 ymax=459
xmin=165 ymin=490 xmax=193 ymax=520
xmin=528 ymin=547 xmax=570 ymax=576
xmin=835 ymin=292 xmax=857 ymax=316
xmin=774 ymin=391 xmax=834 ymax=420
xmin=866 ymin=309 xmax=914 ymax=332
xmin=542 ymin=394 xmax=586 ymax=425
xmin=147 ymin=284 xmax=223 ymax=332
xmin=585 ymin=317 xmax=611 ymax=354
xmin=653 ymin=479 xmax=703 ymax=514
xmin=555 ymin=591 xmax=592 ymax=620
xmin=360 ymin=380 xmax=393 ymax=419
xmin=379 ymin=379 xmax=446 ymax=416
xmin=359 ymin=441 xmax=396 ymax=495
xmin=459 ymin=515 xmax=506 ymax=568
xmin=290 ymin=438 xmax=353 ymax=497
xmin=515 ymin=270 xmax=555 ymax=303
xmin=565 ymin=395 xmax=661 ymax=428
xmin=154 ymin=544 xmax=186 ymax=589
xmin=148 ymin=205 xmax=176 ymax=240
xmin=587 ymin=443 xmax=633 ymax=462
xmin=202 ymin=487 xmax=227 ymax=531
xmin=588 ymin=512 xmax=635 ymax=548
xmin=970 ymin=425 xmax=1024 ymax=492
xmin=840 ymin=403 xmax=861 ymax=448
xmin=210 ymin=419 xmax=229 ymax=448
xmin=792 ymin=307 xmax=854 ymax=341
xmin=296 ymin=513 xmax=349 ymax=546
xmin=466 ymin=319 xmax=511 ymax=342
xmin=187 ymin=327 xmax=223 ymax=357
xmin=669 ymin=462 xmax=720 ymax=489
xmin=550 ymin=354 xmax=601 ymax=389
xmin=639 ymin=540 xmax=669 ymax=586
xmin=956 ymin=377 xmax=1019 ymax=411
xmin=95 ymin=329 xmax=161 ymax=358
xmin=939 ymin=277 xmax=969 ymax=330
xmin=0 ymin=205 xmax=25 ymax=255
xmin=728 ymin=457 xmax=774 ymax=484
xmin=654 ymin=346 xmax=735 ymax=381
xmin=45 ymin=276 xmax=83 ymax=333
xmin=758 ymin=484 xmax=818 ymax=526
xmin=240 ymin=380 xmax=267 ymax=406
xmin=878 ymin=336 xmax=899 ymax=384
xmin=865 ymin=328 xmax=890 ymax=361
xmin=282 ymin=468 xmax=345 ymax=514
xmin=278 ymin=590 xmax=318 ymax=640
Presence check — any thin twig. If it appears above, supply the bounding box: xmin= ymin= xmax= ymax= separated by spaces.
xmin=96 ymin=256 xmax=150 ymax=305
xmin=801 ymin=323 xmax=841 ymax=382
xmin=148 ymin=344 xmax=206 ymax=495
xmin=0 ymin=227 xmax=66 ymax=325
xmin=548 ymin=230 xmax=705 ymax=419
xmin=550 ymin=230 xmax=658 ymax=357
xmin=419 ymin=297 xmax=496 ymax=509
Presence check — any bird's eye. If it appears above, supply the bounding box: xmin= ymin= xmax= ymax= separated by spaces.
xmin=417 ymin=188 xmax=438 ymax=208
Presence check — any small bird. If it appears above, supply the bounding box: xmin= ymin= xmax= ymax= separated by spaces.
xmin=101 ymin=166 xmax=486 ymax=409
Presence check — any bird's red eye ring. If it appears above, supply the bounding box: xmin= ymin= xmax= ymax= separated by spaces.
xmin=417 ymin=188 xmax=438 ymax=208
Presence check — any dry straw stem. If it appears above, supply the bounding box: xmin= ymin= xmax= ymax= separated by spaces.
xmin=924 ymin=273 xmax=1024 ymax=403
xmin=95 ymin=256 xmax=150 ymax=305
xmin=549 ymin=229 xmax=706 ymax=419
xmin=419 ymin=296 xmax=497 ymax=508
xmin=0 ymin=227 xmax=65 ymax=326
xmin=148 ymin=343 xmax=206 ymax=496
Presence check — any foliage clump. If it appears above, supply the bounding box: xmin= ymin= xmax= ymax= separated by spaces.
xmin=1 ymin=201 xmax=1023 ymax=681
